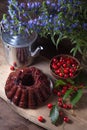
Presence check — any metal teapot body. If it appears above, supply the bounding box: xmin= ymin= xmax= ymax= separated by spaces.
xmin=1 ymin=32 xmax=43 ymax=68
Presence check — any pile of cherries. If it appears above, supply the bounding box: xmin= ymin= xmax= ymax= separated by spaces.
xmin=47 ymin=84 xmax=74 ymax=123
xmin=37 ymin=83 xmax=80 ymax=123
xmin=47 ymin=81 xmax=79 ymax=123
xmin=50 ymin=55 xmax=80 ymax=79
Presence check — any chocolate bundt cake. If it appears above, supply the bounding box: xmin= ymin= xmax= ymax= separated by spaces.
xmin=5 ymin=67 xmax=51 ymax=109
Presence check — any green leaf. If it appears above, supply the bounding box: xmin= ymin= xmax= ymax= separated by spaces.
xmin=54 ymin=79 xmax=66 ymax=88
xmin=66 ymin=78 xmax=75 ymax=85
xmin=56 ymin=33 xmax=63 ymax=48
xmin=49 ymin=104 xmax=59 ymax=125
xmin=63 ymin=89 xmax=73 ymax=100
xmin=3 ymin=14 xmax=7 ymax=20
xmin=51 ymin=35 xmax=56 ymax=45
xmin=70 ymin=47 xmax=79 ymax=56
xmin=71 ymin=89 xmax=83 ymax=106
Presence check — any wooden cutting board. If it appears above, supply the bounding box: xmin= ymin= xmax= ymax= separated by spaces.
xmin=0 ymin=39 xmax=87 ymax=130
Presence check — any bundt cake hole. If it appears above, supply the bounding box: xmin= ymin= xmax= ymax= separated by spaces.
xmin=22 ymin=74 xmax=35 ymax=86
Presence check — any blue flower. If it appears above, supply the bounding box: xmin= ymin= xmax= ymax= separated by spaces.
xmin=51 ymin=3 xmax=56 ymax=7
xmin=71 ymin=23 xmax=78 ymax=29
xmin=8 ymin=0 xmax=18 ymax=6
xmin=10 ymin=20 xmax=14 ymax=24
xmin=31 ymin=3 xmax=35 ymax=9
xmin=20 ymin=3 xmax=25 ymax=8
xmin=27 ymin=2 xmax=31 ymax=8
xmin=83 ymin=23 xmax=87 ymax=30
xmin=28 ymin=20 xmax=34 ymax=28
xmin=74 ymin=12 xmax=79 ymax=17
xmin=69 ymin=0 xmax=73 ymax=3
xmin=23 ymin=12 xmax=28 ymax=17
xmin=34 ymin=2 xmax=41 ymax=8
xmin=46 ymin=0 xmax=51 ymax=5
xmin=8 ymin=0 xmax=12 ymax=4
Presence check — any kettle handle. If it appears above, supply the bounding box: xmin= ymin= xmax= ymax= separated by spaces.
xmin=0 ymin=22 xmax=5 ymax=38
xmin=31 ymin=46 xmax=43 ymax=57
xmin=0 ymin=22 xmax=2 ymax=37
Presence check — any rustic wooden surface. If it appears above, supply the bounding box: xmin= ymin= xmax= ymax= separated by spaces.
xmin=0 ymin=98 xmax=46 ymax=130
xmin=0 ymin=38 xmax=87 ymax=130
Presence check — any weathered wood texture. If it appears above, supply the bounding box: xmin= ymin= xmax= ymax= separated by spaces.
xmin=0 ymin=98 xmax=45 ymax=130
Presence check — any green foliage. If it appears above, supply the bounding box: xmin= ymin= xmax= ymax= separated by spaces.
xmin=63 ymin=89 xmax=73 ymax=101
xmin=49 ymin=104 xmax=59 ymax=125
xmin=71 ymin=89 xmax=83 ymax=106
xmin=63 ymin=88 xmax=83 ymax=106
xmin=54 ymin=79 xmax=66 ymax=88
xmin=66 ymin=78 xmax=75 ymax=85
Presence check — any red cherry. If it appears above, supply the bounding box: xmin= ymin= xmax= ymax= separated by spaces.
xmin=10 ymin=65 xmax=15 ymax=71
xmin=57 ymin=62 xmax=61 ymax=67
xmin=80 ymin=83 xmax=84 ymax=86
xmin=63 ymin=117 xmax=69 ymax=122
xmin=64 ymin=68 xmax=69 ymax=74
xmin=53 ymin=58 xmax=57 ymax=62
xmin=66 ymin=60 xmax=71 ymax=64
xmin=59 ymin=58 xmax=63 ymax=63
xmin=58 ymin=102 xmax=62 ymax=107
xmin=69 ymin=68 xmax=75 ymax=73
xmin=72 ymin=63 xmax=76 ymax=67
xmin=74 ymin=87 xmax=78 ymax=91
xmin=58 ymin=98 xmax=63 ymax=102
xmin=53 ymin=89 xmax=58 ymax=94
xmin=38 ymin=116 xmax=44 ymax=122
xmin=13 ymin=62 xmax=17 ymax=67
xmin=69 ymin=73 xmax=74 ymax=77
xmin=47 ymin=103 xmax=53 ymax=109
xmin=59 ymin=72 xmax=63 ymax=77
xmin=59 ymin=111 xmax=63 ymax=116
xmin=52 ymin=64 xmax=58 ymax=69
xmin=63 ymin=104 xmax=67 ymax=109
xmin=55 ymin=69 xmax=60 ymax=74
xmin=63 ymin=63 xmax=67 ymax=68
xmin=67 ymin=104 xmax=73 ymax=109
xmin=73 ymin=67 xmax=77 ymax=71
xmin=64 ymin=74 xmax=69 ymax=78
xmin=63 ymin=86 xmax=68 ymax=90
xmin=57 ymin=92 xmax=61 ymax=97
xmin=61 ymin=89 xmax=66 ymax=95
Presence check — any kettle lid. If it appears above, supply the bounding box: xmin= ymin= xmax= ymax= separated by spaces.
xmin=2 ymin=31 xmax=37 ymax=47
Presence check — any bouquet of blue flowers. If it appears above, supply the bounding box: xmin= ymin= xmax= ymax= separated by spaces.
xmin=1 ymin=0 xmax=87 ymax=55
xmin=37 ymin=0 xmax=87 ymax=56
xmin=1 ymin=0 xmax=42 ymax=35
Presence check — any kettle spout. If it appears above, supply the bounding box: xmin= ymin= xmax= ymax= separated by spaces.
xmin=31 ymin=46 xmax=43 ymax=57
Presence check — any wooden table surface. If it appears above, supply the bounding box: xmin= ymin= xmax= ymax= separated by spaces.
xmin=0 ymin=98 xmax=46 ymax=130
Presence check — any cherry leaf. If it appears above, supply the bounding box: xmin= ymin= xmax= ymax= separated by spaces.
xmin=49 ymin=104 xmax=59 ymax=125
xmin=63 ymin=89 xmax=73 ymax=101
xmin=54 ymin=79 xmax=66 ymax=88
xmin=71 ymin=89 xmax=83 ymax=106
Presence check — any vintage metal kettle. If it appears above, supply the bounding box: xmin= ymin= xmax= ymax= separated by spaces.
xmin=1 ymin=31 xmax=43 ymax=68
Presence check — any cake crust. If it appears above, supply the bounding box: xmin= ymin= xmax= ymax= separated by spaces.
xmin=5 ymin=67 xmax=51 ymax=109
